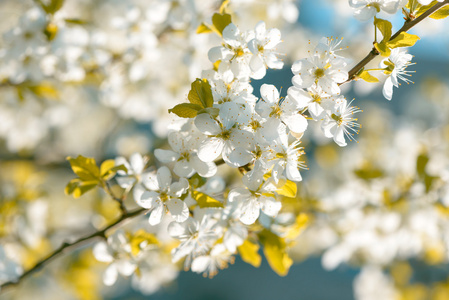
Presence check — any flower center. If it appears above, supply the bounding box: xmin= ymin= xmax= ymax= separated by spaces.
xmin=219 ymin=129 xmax=231 ymax=140
xmin=312 ymin=94 xmax=322 ymax=104
xmin=250 ymin=119 xmax=261 ymax=131
xmin=314 ymin=68 xmax=325 ymax=79
xmin=331 ymin=113 xmax=343 ymax=125
xmin=367 ymin=2 xmax=381 ymax=13
xmin=159 ymin=192 xmax=169 ymax=202
xmin=270 ymin=105 xmax=282 ymax=117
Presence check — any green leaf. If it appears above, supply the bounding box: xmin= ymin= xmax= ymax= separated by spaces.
xmin=65 ymin=178 xmax=98 ymax=198
xmin=258 ymin=229 xmax=293 ymax=276
xmin=374 ymin=42 xmax=391 ymax=57
xmin=238 ymin=240 xmax=261 ymax=268
xmin=192 ymin=191 xmax=224 ymax=208
xmin=188 ymin=79 xmax=214 ymax=108
xmin=46 ymin=0 xmax=65 ymax=14
xmin=129 ymin=229 xmax=159 ymax=256
xmin=387 ymin=32 xmax=420 ymax=49
xmin=430 ymin=5 xmax=449 ymax=19
xmin=100 ymin=160 xmax=126 ymax=180
xmin=285 ymin=214 xmax=309 ymax=240
xmin=64 ymin=18 xmax=88 ymax=25
xmin=414 ymin=1 xmax=438 ymax=17
xmin=188 ymin=174 xmax=207 ymax=189
xmin=197 ymin=107 xmax=220 ymax=118
xmin=219 ymin=0 xmax=230 ymax=13
xmin=211 ymin=13 xmax=232 ymax=36
xmin=358 ymin=70 xmax=379 ymax=83
xmin=168 ymin=103 xmax=203 ymax=118
xmin=374 ymin=17 xmax=392 ymax=43
xmin=27 ymin=83 xmax=59 ymax=100
xmin=276 ymin=179 xmax=297 ymax=198
xmin=416 ymin=153 xmax=429 ymax=178
xmin=196 ymin=22 xmax=213 ymax=34
xmin=67 ymin=155 xmax=101 ymax=182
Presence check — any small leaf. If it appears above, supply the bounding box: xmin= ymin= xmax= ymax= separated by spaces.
xmin=374 ymin=17 xmax=392 ymax=43
xmin=285 ymin=214 xmax=309 ymax=240
xmin=387 ymin=32 xmax=420 ymax=49
xmin=64 ymin=18 xmax=87 ymax=25
xmin=276 ymin=180 xmax=297 ymax=198
xmin=358 ymin=70 xmax=379 ymax=83
xmin=219 ymin=0 xmax=231 ymax=13
xmin=129 ymin=229 xmax=159 ymax=256
xmin=188 ymin=79 xmax=214 ymax=108
xmin=238 ymin=240 xmax=261 ymax=268
xmin=414 ymin=1 xmax=438 ymax=17
xmin=258 ymin=229 xmax=293 ymax=276
xmin=192 ymin=191 xmax=224 ymax=208
xmin=28 ymin=83 xmax=59 ymax=100
xmin=188 ymin=174 xmax=207 ymax=189
xmin=374 ymin=42 xmax=391 ymax=57
xmin=197 ymin=107 xmax=220 ymax=118
xmin=46 ymin=0 xmax=65 ymax=14
xmin=196 ymin=23 xmax=213 ymax=34
xmin=430 ymin=5 xmax=449 ymax=19
xmin=416 ymin=153 xmax=429 ymax=178
xmin=65 ymin=178 xmax=98 ymax=198
xmin=211 ymin=13 xmax=232 ymax=36
xmin=168 ymin=103 xmax=203 ymax=118
xmin=67 ymin=155 xmax=101 ymax=182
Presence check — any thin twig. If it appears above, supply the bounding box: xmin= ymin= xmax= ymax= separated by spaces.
xmin=341 ymin=0 xmax=449 ymax=85
xmin=0 ymin=207 xmax=146 ymax=293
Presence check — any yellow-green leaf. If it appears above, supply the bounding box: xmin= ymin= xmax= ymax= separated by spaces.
xmin=100 ymin=160 xmax=126 ymax=181
xmin=67 ymin=155 xmax=100 ymax=182
xmin=358 ymin=70 xmax=379 ymax=83
xmin=276 ymin=180 xmax=297 ymax=198
xmin=187 ymin=79 xmax=214 ymax=109
xmin=192 ymin=191 xmax=224 ymax=208
xmin=387 ymin=32 xmax=420 ymax=49
xmin=285 ymin=213 xmax=309 ymax=240
xmin=129 ymin=229 xmax=159 ymax=256
xmin=219 ymin=0 xmax=231 ymax=13
xmin=258 ymin=229 xmax=293 ymax=276
xmin=374 ymin=17 xmax=392 ymax=43
xmin=197 ymin=107 xmax=220 ymax=118
xmin=211 ymin=13 xmax=232 ymax=36
xmin=46 ymin=0 xmax=65 ymax=14
xmin=169 ymin=103 xmax=203 ymax=118
xmin=238 ymin=240 xmax=261 ymax=268
xmin=414 ymin=1 xmax=438 ymax=17
xmin=196 ymin=22 xmax=213 ymax=34
xmin=374 ymin=42 xmax=391 ymax=57
xmin=65 ymin=178 xmax=98 ymax=198
xmin=28 ymin=83 xmax=59 ymax=100
xmin=430 ymin=5 xmax=449 ymax=19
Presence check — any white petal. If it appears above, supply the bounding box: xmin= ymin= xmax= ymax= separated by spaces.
xmin=149 ymin=202 xmax=165 ymax=225
xmin=260 ymin=84 xmax=279 ymax=104
xmin=198 ymin=137 xmax=225 ymax=162
xmin=115 ymin=259 xmax=136 ymax=276
xmin=239 ymin=198 xmax=260 ymax=225
xmin=194 ymin=113 xmax=221 ymax=135
xmin=333 ymin=127 xmax=347 ymax=147
xmin=281 ymin=113 xmax=308 ymax=134
xmin=154 ymin=149 xmax=179 ymax=163
xmin=222 ymin=24 xmax=241 ymax=48
xmin=137 ymin=191 xmax=159 ymax=209
xmin=191 ymin=256 xmax=211 ymax=273
xmin=157 ymin=166 xmax=172 ymax=190
xmin=166 ymin=198 xmax=189 ymax=223
xmin=383 ymin=76 xmax=394 ymax=100
xmin=103 ymin=265 xmax=118 ymax=286
xmin=259 ymin=196 xmax=281 ymax=217
xmin=173 ymin=159 xmax=195 ymax=178
xmin=225 ymin=146 xmax=253 ymax=167
xmin=219 ymin=102 xmax=239 ymax=129
xmin=191 ymin=156 xmax=217 ymax=177
xmin=93 ymin=242 xmax=113 ymax=263
xmin=286 ymin=162 xmax=302 ymax=182
xmin=170 ymin=178 xmax=189 ymax=197
xmin=129 ymin=153 xmax=144 ymax=174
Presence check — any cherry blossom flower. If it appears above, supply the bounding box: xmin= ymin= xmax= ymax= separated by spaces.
xmin=380 ymin=48 xmax=414 ymax=101
xmin=138 ymin=167 xmax=189 ymax=225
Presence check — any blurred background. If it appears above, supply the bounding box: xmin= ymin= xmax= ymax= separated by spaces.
xmin=1 ymin=0 xmax=449 ymax=299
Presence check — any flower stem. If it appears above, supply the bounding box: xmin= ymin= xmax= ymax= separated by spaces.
xmin=341 ymin=0 xmax=449 ymax=85
xmin=0 ymin=207 xmax=146 ymax=294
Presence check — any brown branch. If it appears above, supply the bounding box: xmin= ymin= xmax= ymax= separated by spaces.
xmin=341 ymin=0 xmax=449 ymax=85
xmin=0 ymin=207 xmax=146 ymax=294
